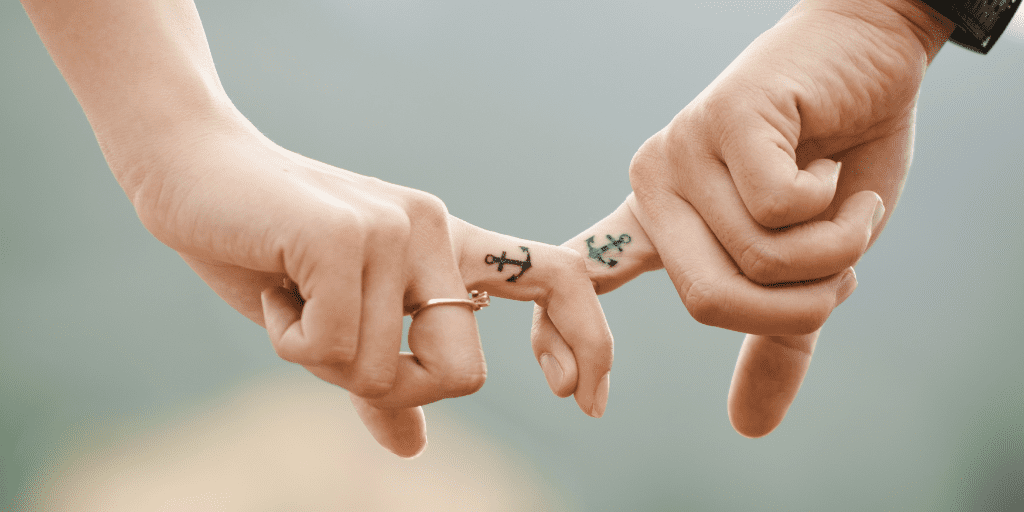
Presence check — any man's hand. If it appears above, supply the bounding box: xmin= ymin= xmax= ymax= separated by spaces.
xmin=532 ymin=0 xmax=957 ymax=437
xmin=629 ymin=0 xmax=955 ymax=335
xmin=531 ymin=195 xmax=832 ymax=437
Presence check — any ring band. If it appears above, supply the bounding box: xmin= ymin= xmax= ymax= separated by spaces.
xmin=408 ymin=290 xmax=490 ymax=318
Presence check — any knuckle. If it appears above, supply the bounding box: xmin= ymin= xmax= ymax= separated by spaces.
xmin=552 ymin=246 xmax=589 ymax=277
xmin=628 ymin=133 xmax=671 ymax=191
xmin=271 ymin=343 xmax=304 ymax=365
xmin=367 ymin=203 xmax=412 ymax=244
xmin=749 ymin=191 xmax=793 ymax=228
xmin=319 ymin=342 xmax=358 ymax=365
xmin=790 ymin=307 xmax=829 ymax=336
xmin=441 ymin=360 xmax=487 ymax=398
xmin=681 ymin=278 xmax=725 ymax=328
xmin=346 ymin=371 xmax=396 ymax=399
xmin=403 ymin=190 xmax=449 ymax=226
xmin=698 ymin=89 xmax=747 ymax=139
xmin=322 ymin=204 xmax=369 ymax=246
xmin=271 ymin=336 xmax=358 ymax=366
xmin=737 ymin=239 xmax=787 ymax=285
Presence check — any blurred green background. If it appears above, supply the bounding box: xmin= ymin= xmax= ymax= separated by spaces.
xmin=2 ymin=1 xmax=1023 ymax=510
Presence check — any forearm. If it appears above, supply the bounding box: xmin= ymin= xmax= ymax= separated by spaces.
xmin=21 ymin=0 xmax=239 ymax=190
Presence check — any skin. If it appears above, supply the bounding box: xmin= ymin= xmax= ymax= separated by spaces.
xmin=20 ymin=0 xmax=612 ymax=458
xmin=535 ymin=0 xmax=956 ymax=437
xmin=20 ymin=0 xmax=960 ymax=455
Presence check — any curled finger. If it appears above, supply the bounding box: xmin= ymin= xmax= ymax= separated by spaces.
xmin=531 ymin=304 xmax=580 ymax=398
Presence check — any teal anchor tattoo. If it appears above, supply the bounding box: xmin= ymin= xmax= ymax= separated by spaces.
xmin=485 ymin=246 xmax=532 ymax=282
xmin=586 ymin=234 xmax=631 ymax=267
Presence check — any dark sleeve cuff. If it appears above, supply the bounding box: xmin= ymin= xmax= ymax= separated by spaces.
xmin=920 ymin=0 xmax=1021 ymax=54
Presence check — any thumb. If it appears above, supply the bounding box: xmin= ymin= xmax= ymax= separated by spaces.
xmin=717 ymin=106 xmax=840 ymax=229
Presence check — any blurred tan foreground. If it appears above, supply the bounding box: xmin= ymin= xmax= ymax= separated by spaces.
xmin=19 ymin=372 xmax=574 ymax=511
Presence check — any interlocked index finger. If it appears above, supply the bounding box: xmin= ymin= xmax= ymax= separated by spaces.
xmin=671 ymin=152 xmax=881 ymax=286
xmin=447 ymin=217 xmax=615 ymax=418
xmin=529 ymin=196 xmax=662 ymax=406
xmin=633 ymin=186 xmax=857 ymax=336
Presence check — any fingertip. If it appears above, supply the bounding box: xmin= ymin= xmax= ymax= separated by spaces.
xmin=572 ymin=371 xmax=610 ymax=419
xmin=835 ymin=267 xmax=858 ymax=306
xmin=261 ymin=285 xmax=304 ymax=352
xmin=810 ymin=158 xmax=842 ymax=184
xmin=552 ymin=357 xmax=579 ymax=398
xmin=839 ymin=189 xmax=884 ymax=230
xmin=871 ymin=196 xmax=886 ymax=231
xmin=728 ymin=405 xmax=779 ymax=438
xmin=531 ymin=306 xmax=580 ymax=398
xmin=592 ymin=372 xmax=610 ymax=418
xmin=728 ymin=383 xmax=783 ymax=438
xmin=396 ymin=435 xmax=429 ymax=459
xmin=350 ymin=395 xmax=429 ymax=458
xmin=541 ymin=280 xmax=614 ymax=414
xmin=261 ymin=285 xmax=300 ymax=324
xmin=539 ymin=353 xmax=566 ymax=397
xmin=728 ymin=332 xmax=818 ymax=438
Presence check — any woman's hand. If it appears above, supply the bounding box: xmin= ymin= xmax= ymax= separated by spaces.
xmin=23 ymin=0 xmax=614 ymax=457
xmin=123 ymin=117 xmax=612 ymax=457
xmin=348 ymin=216 xmax=616 ymax=457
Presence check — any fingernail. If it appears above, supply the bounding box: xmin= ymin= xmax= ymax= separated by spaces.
xmin=836 ymin=268 xmax=858 ymax=305
xmin=871 ymin=199 xmax=885 ymax=230
xmin=540 ymin=354 xmax=563 ymax=392
xmin=591 ymin=372 xmax=610 ymax=418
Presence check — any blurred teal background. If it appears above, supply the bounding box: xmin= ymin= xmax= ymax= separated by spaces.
xmin=2 ymin=1 xmax=1023 ymax=510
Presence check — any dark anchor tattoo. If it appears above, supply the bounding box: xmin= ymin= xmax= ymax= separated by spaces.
xmin=586 ymin=234 xmax=632 ymax=267
xmin=484 ymin=246 xmax=532 ymax=282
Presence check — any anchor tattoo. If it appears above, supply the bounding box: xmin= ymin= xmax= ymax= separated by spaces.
xmin=586 ymin=234 xmax=632 ymax=267
xmin=484 ymin=246 xmax=532 ymax=282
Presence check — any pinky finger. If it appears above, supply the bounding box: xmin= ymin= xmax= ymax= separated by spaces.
xmin=531 ymin=304 xmax=580 ymax=398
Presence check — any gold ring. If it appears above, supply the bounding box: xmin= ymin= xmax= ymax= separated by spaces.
xmin=408 ymin=290 xmax=490 ymax=318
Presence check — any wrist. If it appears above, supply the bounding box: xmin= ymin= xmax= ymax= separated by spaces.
xmin=876 ymin=0 xmax=957 ymax=58
xmin=788 ymin=0 xmax=955 ymax=63
xmin=100 ymin=94 xmax=245 ymax=194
